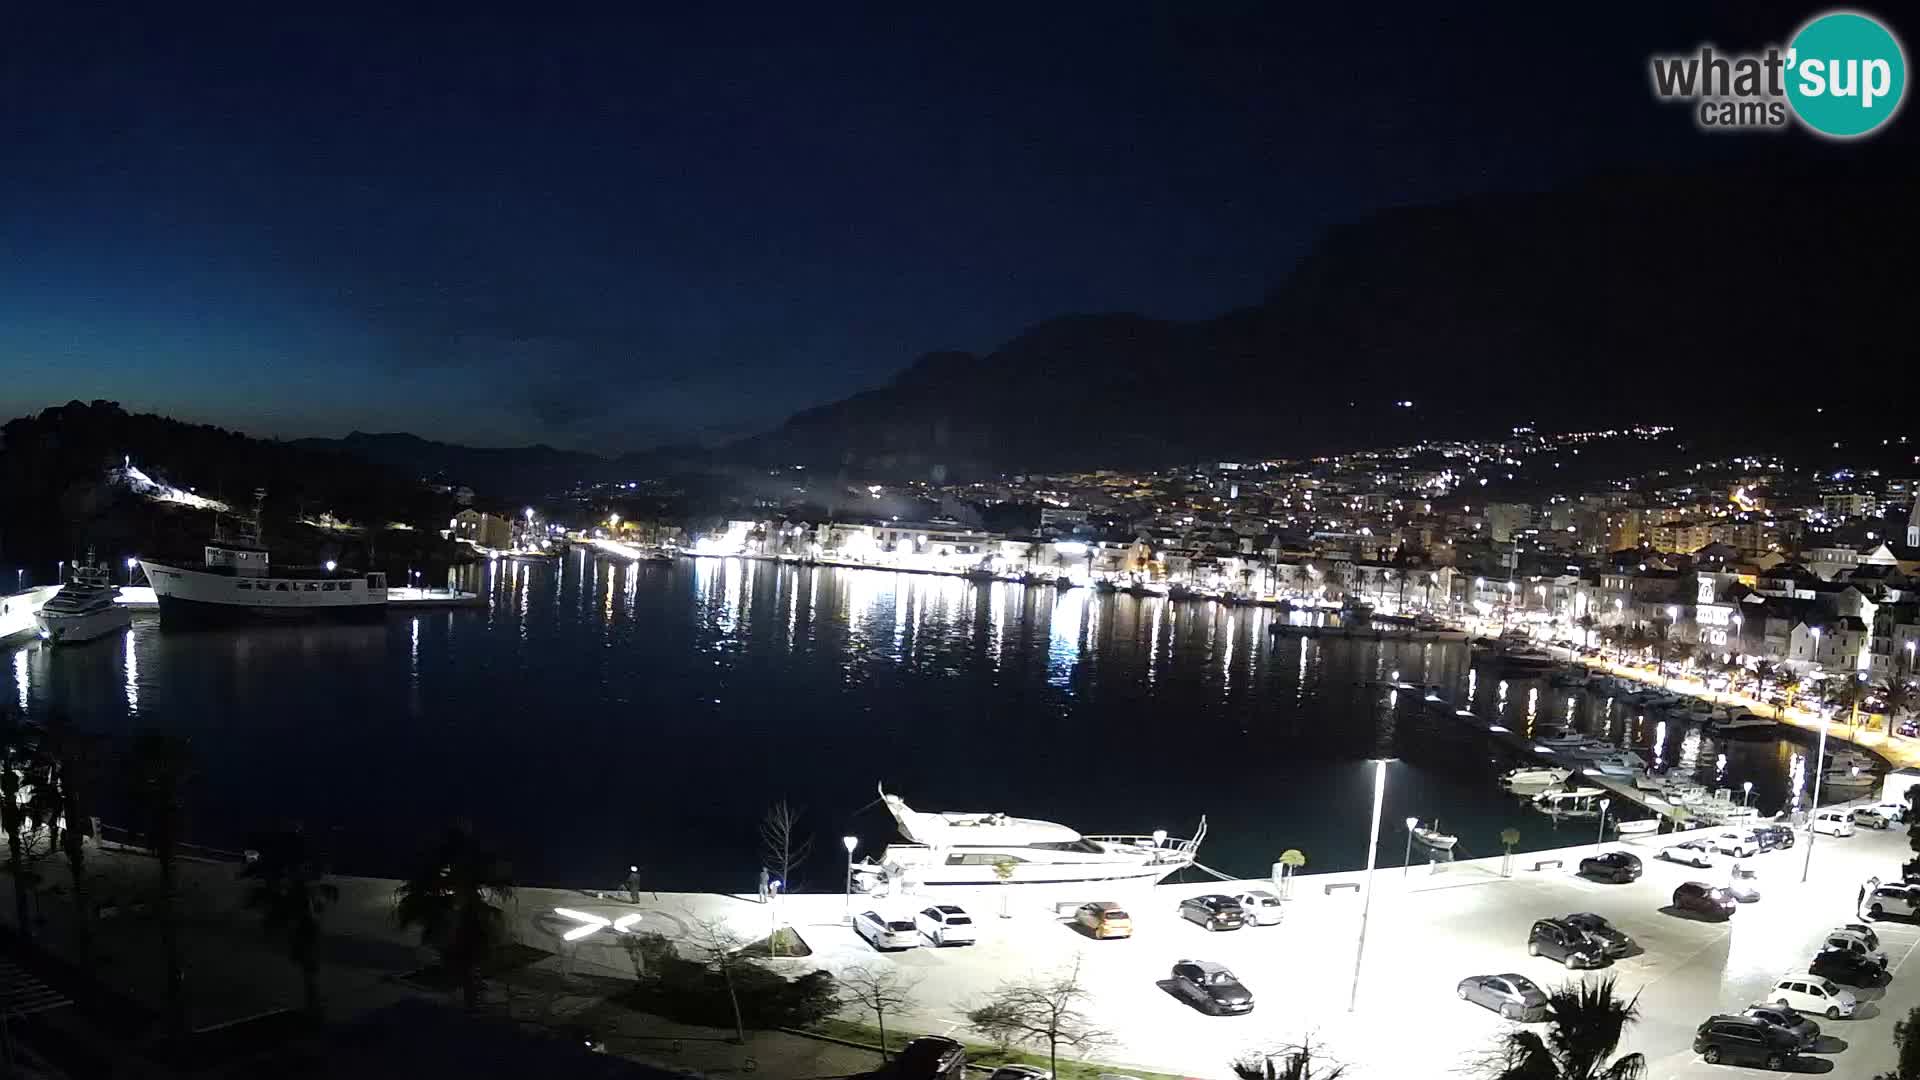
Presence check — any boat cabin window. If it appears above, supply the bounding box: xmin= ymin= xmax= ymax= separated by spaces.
xmin=340 ymin=581 xmax=353 ymax=591
xmin=276 ymin=583 xmax=290 ymax=591
xmin=944 ymin=853 xmax=1027 ymax=866
xmin=237 ymin=582 xmax=251 ymax=590
xmin=1028 ymin=839 xmax=1104 ymax=854
xmin=305 ymin=583 xmax=318 ymax=591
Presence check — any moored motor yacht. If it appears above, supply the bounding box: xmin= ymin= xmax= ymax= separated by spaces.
xmin=1501 ymin=765 xmax=1574 ymax=790
xmin=855 ymin=785 xmax=1205 ymax=890
xmin=1709 ymin=712 xmax=1775 ymax=737
xmin=34 ymin=561 xmax=131 ymax=644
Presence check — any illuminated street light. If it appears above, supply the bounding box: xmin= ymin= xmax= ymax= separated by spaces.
xmin=1597 ymin=798 xmax=1610 ymax=844
xmin=324 ymin=560 xmax=337 ymax=573
xmin=1401 ymin=816 xmax=1418 ymax=879
xmin=1349 ymin=757 xmax=1392 ymax=1012
xmin=125 ymin=556 xmax=138 ymax=585
xmin=842 ymin=835 xmax=859 ymax=921
xmin=1742 ymin=781 xmax=1753 ymax=807
xmin=1802 ymin=709 xmax=1831 ymax=884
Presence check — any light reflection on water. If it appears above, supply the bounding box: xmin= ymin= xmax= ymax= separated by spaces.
xmin=0 ymin=555 xmax=1850 ymax=889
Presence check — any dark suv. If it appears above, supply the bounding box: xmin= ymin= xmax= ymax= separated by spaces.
xmin=1674 ymin=882 xmax=1737 ymax=920
xmin=1562 ymin=913 xmax=1634 ymax=959
xmin=1694 ymin=1015 xmax=1798 ymax=1069
xmin=1527 ymin=919 xmax=1602 ymax=969
xmin=1754 ymin=823 xmax=1796 ymax=851
xmin=883 ymin=1037 xmax=967 ymax=1080
xmin=1577 ymin=851 xmax=1642 ymax=883
xmin=1178 ymin=894 xmax=1245 ymax=931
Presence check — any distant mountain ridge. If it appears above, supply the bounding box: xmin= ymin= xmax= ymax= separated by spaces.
xmin=289 ymin=431 xmax=686 ymax=499
xmin=727 ymin=166 xmax=1919 ymax=478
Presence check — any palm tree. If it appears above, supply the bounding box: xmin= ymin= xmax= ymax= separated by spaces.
xmin=1877 ymin=677 xmax=1912 ymax=734
xmin=393 ymin=823 xmax=514 ymax=1011
xmin=0 ymin=712 xmax=41 ymax=939
xmin=242 ymin=827 xmax=339 ymax=1017
xmin=1276 ymin=849 xmax=1306 ymax=898
xmin=1418 ymin=571 xmax=1435 ymax=611
xmin=1753 ymin=660 xmax=1777 ymax=706
xmin=1484 ymin=975 xmax=1646 ymax=1080
xmin=127 ymin=730 xmax=191 ymax=1035
xmin=43 ymin=710 xmax=94 ymax=970
xmin=1289 ymin=564 xmax=1311 ymax=597
xmin=1500 ymin=828 xmax=1521 ymax=878
xmin=1576 ymin=614 xmax=1597 ymax=651
xmin=992 ymin=857 xmax=1016 ymax=918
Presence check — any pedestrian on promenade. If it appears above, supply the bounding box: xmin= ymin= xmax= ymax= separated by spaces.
xmin=759 ymin=867 xmax=770 ymax=904
xmin=626 ymin=865 xmax=642 ymax=904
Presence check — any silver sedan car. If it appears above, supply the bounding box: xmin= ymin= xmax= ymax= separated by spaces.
xmin=1457 ymin=973 xmax=1549 ymax=1021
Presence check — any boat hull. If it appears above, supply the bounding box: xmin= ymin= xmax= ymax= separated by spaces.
xmin=35 ymin=605 xmax=132 ymax=644
xmin=142 ymin=559 xmax=388 ymax=625
xmin=153 ymin=594 xmax=387 ymax=626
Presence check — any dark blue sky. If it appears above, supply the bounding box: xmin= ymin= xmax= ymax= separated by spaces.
xmin=0 ymin=3 xmax=1887 ymax=451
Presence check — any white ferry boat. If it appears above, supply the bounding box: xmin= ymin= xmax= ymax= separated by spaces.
xmin=855 ymin=785 xmax=1204 ymax=889
xmin=34 ymin=562 xmax=131 ymax=644
xmin=139 ymin=514 xmax=387 ymax=624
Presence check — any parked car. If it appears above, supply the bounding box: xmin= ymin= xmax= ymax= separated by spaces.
xmin=1810 ymin=809 xmax=1855 ymax=837
xmin=1709 ymin=831 xmax=1760 ymax=858
xmin=916 ymin=904 xmax=976 ymax=946
xmin=1823 ymin=929 xmax=1888 ymax=968
xmin=1754 ymin=823 xmax=1796 ymax=851
xmin=986 ymin=1068 xmax=1050 ymax=1080
xmin=1235 ymin=889 xmax=1284 ymax=926
xmin=1072 ymin=901 xmax=1133 ymax=939
xmin=1562 ymin=912 xmax=1634 ymax=958
xmin=1457 ymin=973 xmax=1549 ymax=1021
xmin=1810 ymin=947 xmax=1884 ymax=986
xmin=891 ymin=1037 xmax=967 ymax=1080
xmin=1578 ymin=851 xmax=1643 ymax=883
xmin=1728 ymin=863 xmax=1761 ymax=903
xmin=1168 ymin=959 xmax=1253 ymax=1015
xmin=1661 ymin=840 xmax=1719 ymax=868
xmin=854 ymin=910 xmax=922 ymax=951
xmin=1838 ymin=922 xmax=1883 ymax=951
xmin=1178 ymin=894 xmax=1245 ymax=931
xmin=1673 ymin=881 xmax=1737 ymax=919
xmin=1873 ymin=801 xmax=1909 ymax=824
xmin=1853 ymin=808 xmax=1893 ymax=830
xmin=1867 ymin=884 xmax=1920 ymax=919
xmin=1741 ymin=1003 xmax=1820 ymax=1048
xmin=1528 ymin=918 xmax=1602 ymax=969
xmin=1770 ymin=974 xmax=1858 ymax=1019
xmin=1694 ymin=1015 xmax=1800 ymax=1069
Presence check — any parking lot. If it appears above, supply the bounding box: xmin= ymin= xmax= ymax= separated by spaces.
xmin=777 ymin=812 xmax=1920 ymax=1078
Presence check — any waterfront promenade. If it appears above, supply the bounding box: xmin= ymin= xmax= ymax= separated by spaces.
xmin=8 ymin=802 xmax=1912 ymax=1079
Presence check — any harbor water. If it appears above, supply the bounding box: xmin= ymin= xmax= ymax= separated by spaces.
xmin=1 ymin=552 xmax=1843 ymax=892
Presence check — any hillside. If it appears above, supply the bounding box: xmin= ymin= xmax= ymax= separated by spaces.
xmin=730 ymin=166 xmax=1918 ymax=477
xmin=0 ymin=401 xmax=460 ymax=574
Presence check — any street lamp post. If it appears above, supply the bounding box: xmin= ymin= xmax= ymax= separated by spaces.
xmin=1742 ymin=781 xmax=1753 ymax=808
xmin=1348 ymin=758 xmax=1391 ymax=1013
xmin=1401 ymin=816 xmax=1418 ymax=879
xmin=125 ymin=557 xmax=137 ymax=585
xmin=1597 ymin=798 xmax=1610 ymax=844
xmin=1801 ymin=713 xmax=1831 ymax=884
xmin=841 ymin=835 xmax=858 ymax=921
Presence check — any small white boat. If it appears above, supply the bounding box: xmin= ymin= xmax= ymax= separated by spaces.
xmin=1501 ymin=765 xmax=1574 ymax=790
xmin=1579 ymin=750 xmax=1649 ymax=777
xmin=1710 ymin=713 xmax=1775 ymax=737
xmin=1531 ymin=787 xmax=1608 ymax=818
xmin=1614 ymin=819 xmax=1662 ymax=835
xmin=1411 ymin=820 xmax=1457 ymax=850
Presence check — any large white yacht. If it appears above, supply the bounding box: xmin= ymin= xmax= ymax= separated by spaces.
xmin=34 ymin=562 xmax=131 ymax=644
xmin=855 ymin=786 xmax=1205 ymax=889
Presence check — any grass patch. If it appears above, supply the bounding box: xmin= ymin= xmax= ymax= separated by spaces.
xmin=738 ymin=927 xmax=813 ymax=958
xmin=811 ymin=1019 xmax=1185 ymax=1080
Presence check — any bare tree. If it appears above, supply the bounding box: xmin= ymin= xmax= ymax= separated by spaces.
xmin=683 ymin=913 xmax=751 ymax=1043
xmin=760 ymin=800 xmax=813 ymax=889
xmin=841 ymin=963 xmax=921 ymax=1061
xmin=1233 ymin=1036 xmax=1350 ymax=1080
xmin=967 ymin=959 xmax=1110 ymax=1080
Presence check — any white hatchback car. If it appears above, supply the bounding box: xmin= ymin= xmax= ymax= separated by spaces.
xmin=1867 ymin=885 xmax=1920 ymax=919
xmin=854 ymin=910 xmax=922 ymax=951
xmin=915 ymin=904 xmax=977 ymax=946
xmin=1660 ymin=839 xmax=1719 ymax=868
xmin=1770 ymin=973 xmax=1858 ymax=1019
xmin=1710 ymin=831 xmax=1760 ymax=858
xmin=1236 ymin=890 xmax=1285 ymax=926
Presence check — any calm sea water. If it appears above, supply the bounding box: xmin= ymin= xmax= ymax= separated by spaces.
xmin=2 ymin=553 xmax=1830 ymax=892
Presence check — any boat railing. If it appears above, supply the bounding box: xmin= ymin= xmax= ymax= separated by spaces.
xmin=1086 ymin=815 xmax=1208 ymax=862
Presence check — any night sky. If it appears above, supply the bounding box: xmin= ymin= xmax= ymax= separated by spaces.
xmin=0 ymin=4 xmax=1894 ymax=451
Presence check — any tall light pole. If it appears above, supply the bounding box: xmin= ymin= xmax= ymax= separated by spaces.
xmin=1802 ymin=712 xmax=1831 ymax=884
xmin=842 ymin=835 xmax=858 ymax=921
xmin=125 ymin=557 xmax=137 ymax=585
xmin=1401 ymin=816 xmax=1418 ymax=879
xmin=1742 ymin=781 xmax=1753 ymax=808
xmin=1597 ymin=798 xmax=1610 ymax=845
xmin=1348 ymin=758 xmax=1391 ymax=1013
